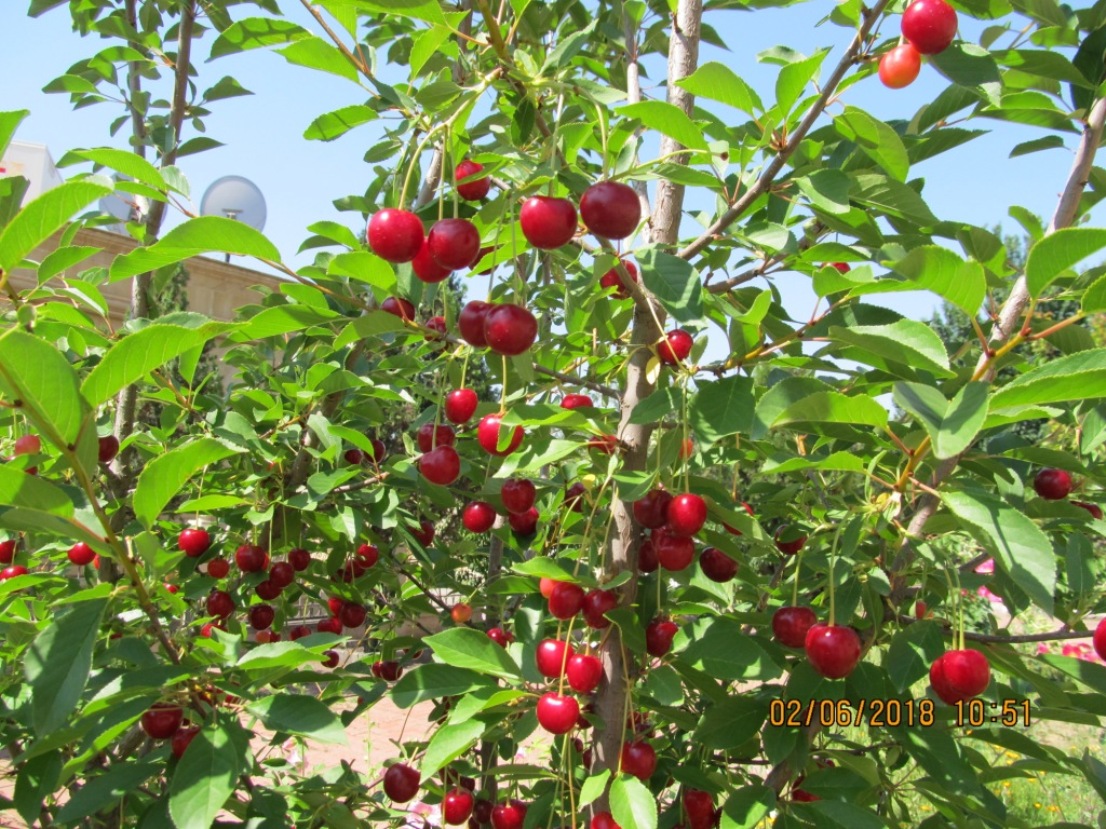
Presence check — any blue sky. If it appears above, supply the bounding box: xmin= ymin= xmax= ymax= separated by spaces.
xmin=1 ymin=1 xmax=1095 ymax=330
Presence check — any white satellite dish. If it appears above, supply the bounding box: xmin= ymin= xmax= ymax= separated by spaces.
xmin=200 ymin=175 xmax=267 ymax=231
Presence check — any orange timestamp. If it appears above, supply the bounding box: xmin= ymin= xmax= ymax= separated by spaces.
xmin=768 ymin=697 xmax=1034 ymax=728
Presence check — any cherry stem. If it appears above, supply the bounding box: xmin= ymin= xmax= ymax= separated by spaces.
xmin=828 ymin=526 xmax=842 ymax=626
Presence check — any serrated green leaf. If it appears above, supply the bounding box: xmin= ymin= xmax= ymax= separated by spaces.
xmin=304 ymin=105 xmax=378 ymax=141
xmin=1083 ymin=273 xmax=1106 ymax=313
xmin=25 ymin=598 xmax=106 ymax=736
xmin=209 ymin=17 xmax=309 ymax=59
xmin=883 ymin=245 xmax=986 ymax=316
xmin=0 ymin=178 xmax=112 ymax=274
xmin=133 ymin=438 xmax=245 ymax=528
xmin=246 ymin=694 xmax=347 ymax=744
xmin=689 ymin=377 xmax=755 ymax=442
xmin=578 ymin=770 xmax=611 ymax=808
xmin=796 ymin=169 xmax=851 ymax=215
xmin=1026 ymin=228 xmax=1106 ymax=297
xmin=109 ymin=217 xmax=281 ymax=281
xmin=773 ymin=391 xmax=889 ymax=430
xmin=637 ymin=247 xmax=703 ymax=322
xmin=610 ymin=774 xmax=657 ymax=829
xmin=694 ymin=697 xmax=769 ymax=749
xmin=990 ymin=348 xmax=1106 ymax=409
xmin=421 ymin=719 xmax=485 ymax=777
xmin=0 ymin=110 xmax=29 ymax=159
xmin=829 ymin=320 xmax=953 ymax=378
xmin=886 ymin=621 xmax=945 ymax=693
xmin=618 ymin=101 xmax=708 ymax=151
xmin=931 ymin=43 xmax=1003 ymax=106
xmin=892 ymin=381 xmax=989 ymax=460
xmin=425 ymin=627 xmax=521 ymax=681
xmin=391 ymin=664 xmax=496 ymax=708
xmin=834 ymin=106 xmax=909 ymax=181
xmin=0 ymin=328 xmax=90 ymax=449
xmin=278 ymin=36 xmax=359 ymax=82
xmin=169 ymin=723 xmax=249 ymax=829
xmin=676 ymin=62 xmax=762 ymax=114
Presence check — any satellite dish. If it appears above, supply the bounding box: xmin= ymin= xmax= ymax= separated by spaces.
xmin=200 ymin=175 xmax=266 ymax=231
xmin=99 ymin=176 xmax=137 ymax=234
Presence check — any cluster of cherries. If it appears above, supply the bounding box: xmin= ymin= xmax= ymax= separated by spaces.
xmin=878 ymin=0 xmax=958 ymax=89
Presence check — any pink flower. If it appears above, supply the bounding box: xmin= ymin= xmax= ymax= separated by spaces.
xmin=977 ymin=586 xmax=1001 ymax=603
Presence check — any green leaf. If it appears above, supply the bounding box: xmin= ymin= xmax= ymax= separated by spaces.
xmin=169 ymin=723 xmax=249 ymax=829
xmin=689 ymin=378 xmax=755 ymax=442
xmin=0 ymin=328 xmax=90 ymax=449
xmin=109 ymin=217 xmax=281 ymax=281
xmin=278 ymin=37 xmax=359 ymax=82
xmin=994 ymin=49 xmax=1092 ymax=86
xmin=930 ymin=43 xmax=1003 ymax=106
xmin=421 ymin=719 xmax=485 ymax=777
xmin=883 ymin=245 xmax=986 ymax=316
xmin=201 ymin=75 xmax=253 ymax=103
xmin=425 ymin=627 xmax=521 ymax=681
xmin=720 ymin=785 xmax=775 ymax=829
xmin=618 ymin=101 xmax=708 ymax=151
xmin=637 ymin=247 xmax=703 ymax=322
xmin=133 ymin=438 xmax=245 ymax=529
xmin=304 ymin=105 xmax=378 ymax=141
xmin=892 ymin=381 xmax=989 ymax=460
xmin=681 ymin=618 xmax=781 ymax=681
xmin=989 ymin=348 xmax=1106 ymax=410
xmin=1010 ymin=135 xmax=1066 ymax=158
xmin=795 ymin=801 xmax=887 ymax=829
xmin=237 ymin=305 xmax=339 ymax=339
xmin=209 ymin=17 xmax=309 ymax=59
xmin=834 ymin=107 xmax=909 ymax=182
xmin=55 ymin=759 xmax=160 ymax=824
xmin=776 ymin=50 xmax=828 ymax=117
xmin=610 ymin=774 xmax=658 ymax=829
xmin=886 ymin=621 xmax=945 ymax=693
xmin=25 ymin=598 xmax=107 ymax=736
xmin=0 ymin=178 xmax=113 ymax=274
xmin=1083 ymin=273 xmax=1106 ymax=313
xmin=852 ymin=174 xmax=938 ymax=227
xmin=236 ymin=641 xmax=325 ymax=672
xmin=675 ymin=62 xmax=762 ymax=114
xmin=62 ymin=147 xmax=167 ymax=191
xmin=772 ymin=391 xmax=889 ymax=430
xmin=1025 ymin=228 xmax=1106 ymax=297
xmin=246 ymin=694 xmax=347 ymax=744
xmin=943 ymin=488 xmax=1056 ymax=612
xmin=0 ymin=465 xmax=75 ymax=516
xmin=796 ymin=169 xmax=851 ymax=215
xmin=578 ymin=770 xmax=611 ymax=808
xmin=0 ymin=110 xmax=29 ymax=159
xmin=328 ymin=251 xmax=397 ymax=289
xmin=829 ymin=320 xmax=953 ymax=378
xmin=693 ymin=697 xmax=769 ymax=749
xmin=391 ymin=664 xmax=496 ymax=708
xmin=330 ymin=0 xmax=445 ymax=24
xmin=630 ymin=387 xmax=681 ymax=425
xmin=38 ymin=245 xmax=101 ymax=283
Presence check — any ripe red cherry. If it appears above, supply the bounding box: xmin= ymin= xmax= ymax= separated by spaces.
xmin=456 ymin=159 xmax=490 ymax=201
xmin=774 ymin=525 xmax=807 ymax=555
xmin=684 ymin=789 xmax=715 ymax=829
xmin=367 ymin=439 xmax=387 ymax=463
xmin=206 ymin=557 xmax=229 ymax=578
xmin=520 ymin=196 xmax=577 ymax=250
xmin=412 ymin=237 xmax=452 ymax=283
xmin=699 ymin=547 xmax=738 ymax=583
xmin=419 ymin=445 xmax=461 ymax=486
xmin=140 ymin=703 xmax=183 ymax=740
xmin=929 ymin=649 xmax=991 ymax=704
xmin=1094 ymin=618 xmax=1106 ymax=661
xmin=1 ymin=564 xmax=29 ymax=580
xmin=580 ymin=180 xmax=641 ymax=240
xmin=477 ymin=414 xmax=524 ymax=456
xmin=548 ymin=582 xmax=585 ymax=619
xmin=501 ymin=478 xmax=536 ymax=514
xmin=879 ymin=43 xmax=922 ymax=89
xmin=658 ymin=329 xmax=693 ymax=365
xmin=451 ymin=602 xmax=472 ymax=624
xmin=459 ymin=300 xmax=493 ymax=347
xmin=235 ymin=543 xmax=269 ymax=573
xmin=417 ymin=423 xmax=456 ymax=452
xmin=269 ymin=561 xmax=295 ymax=588
xmin=654 ymin=528 xmax=694 ymax=571
xmin=206 ymin=589 xmax=235 ymax=618
xmin=901 ymin=0 xmax=958 ymax=54
xmin=339 ymin=602 xmax=367 ymax=628
xmin=444 ymin=787 xmax=476 ymax=825
xmin=413 ymin=517 xmax=435 ymax=545
xmin=491 ymin=801 xmax=526 ymax=829
xmin=318 ymin=616 xmax=343 ymax=635
xmin=0 ymin=540 xmax=14 ymax=564
xmin=321 ymin=649 xmax=340 ymax=668
xmin=561 ymin=393 xmax=594 ymax=409
xmin=368 ymin=209 xmax=424 ymax=263
xmin=829 ymin=262 xmax=851 ymax=273
xmin=620 ymin=740 xmax=656 ymax=781
xmin=536 ymin=638 xmax=573 ymax=678
xmin=178 ymin=528 xmax=211 ymax=558
xmin=256 ymin=579 xmax=282 ymax=600
xmin=373 ymin=660 xmax=402 ymax=680
xmin=287 ymin=547 xmax=311 ymax=571
xmin=567 ymin=653 xmax=603 ymax=693
xmin=14 ymin=435 xmax=40 ymax=455
xmin=539 ymin=577 xmax=559 ymax=598
xmin=170 ymin=725 xmax=200 ymax=759
xmin=248 ymin=604 xmax=275 ymax=630
xmin=484 ymin=303 xmax=538 ymax=356
xmin=537 ymin=692 xmax=579 ymax=734
xmin=591 ymin=812 xmax=621 ymax=829
xmin=666 ymin=492 xmax=707 ymax=537
xmin=67 ymin=542 xmax=96 ymax=566
xmin=773 ymin=606 xmax=817 ymax=648
xmin=599 ymin=260 xmax=638 ymax=299
xmin=462 ymin=501 xmax=497 ymax=533
xmin=356 ymin=543 xmax=379 ymax=568
xmin=646 ymin=618 xmax=679 ymax=657
xmin=344 ymin=448 xmax=364 ymax=465
xmin=583 ymin=588 xmax=618 ymax=629
xmin=634 ymin=489 xmax=673 ymax=530
xmin=383 ymin=762 xmax=421 ymax=802
xmin=381 ymin=296 xmax=416 ymax=321
xmin=804 ymin=623 xmax=862 ymax=679
xmin=565 ymin=482 xmax=586 ymax=512
xmin=425 ymin=315 xmax=448 ymax=339
xmin=98 ymin=434 xmax=120 ymax=464
xmin=445 ymin=388 xmax=479 ymax=424
xmin=428 ymin=218 xmax=481 ymax=270
xmin=638 ymin=538 xmax=658 ymax=573
xmin=1074 ymin=501 xmax=1103 ymax=519
xmin=508 ymin=507 xmax=539 ymax=535
xmin=473 ymin=799 xmax=494 ymax=824
xmin=486 ymin=627 xmax=513 ymax=647
xmin=1034 ymin=468 xmax=1074 ymax=500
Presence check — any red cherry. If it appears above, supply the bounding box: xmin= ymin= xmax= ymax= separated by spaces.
xmin=321 ymin=649 xmax=340 ymax=668
xmin=269 ymin=561 xmax=295 ymax=588
xmin=67 ymin=542 xmax=96 ymax=566
xmin=536 ymin=692 xmax=579 ymax=734
xmin=420 ymin=445 xmax=461 ymax=486
xmin=658 ymin=329 xmax=693 ymax=365
xmin=13 ymin=435 xmax=40 ymax=456
xmin=654 ymin=528 xmax=694 ymax=571
xmin=508 ymin=507 xmax=539 ymax=535
xmin=288 ymin=624 xmax=312 ymax=641
xmin=368 ymin=209 xmax=424 ymax=263
xmin=491 ymin=801 xmax=526 ymax=829
xmin=829 ymin=262 xmax=851 ymax=273
xmin=318 ymin=616 xmax=343 ymax=635
xmin=1074 ymin=501 xmax=1103 ymax=519
xmin=412 ymin=237 xmax=452 ymax=283
xmin=170 ymin=726 xmax=200 ymax=759
xmin=140 ymin=703 xmax=183 ymax=740
xmin=599 ymin=260 xmax=638 ymax=299
xmin=666 ymin=492 xmax=707 ymax=537
xmin=699 ymin=547 xmax=737 ymax=583
xmin=344 ymin=448 xmax=364 ymax=465
xmin=486 ymin=627 xmax=513 ymax=647
xmin=444 ymin=787 xmax=476 ymax=825
xmin=684 ymin=789 xmax=715 ymax=829
xmin=383 ymin=762 xmax=421 ymax=802
xmin=548 ymin=582 xmax=585 ymax=619
xmin=474 ymin=799 xmax=494 ymax=823
xmin=566 ymin=653 xmax=603 ymax=693
xmin=501 ymin=478 xmax=536 ymax=514
xmin=0 ymin=540 xmax=14 ymax=564
xmin=451 ymin=603 xmax=472 ymax=624
xmin=638 ymin=538 xmax=658 ymax=573
xmin=425 ymin=315 xmax=448 ymax=339
xmin=417 ymin=423 xmax=456 ymax=453
xmin=929 ymin=649 xmax=990 ymax=704
xmin=459 ymin=300 xmax=493 ymax=347
xmin=901 ymin=0 xmax=958 ymax=54
xmin=339 ymin=602 xmax=367 ymax=628
xmin=477 ymin=414 xmax=524 ymax=456
xmin=249 ymin=604 xmax=275 ymax=630
xmin=445 ymin=388 xmax=479 ymax=424
xmin=235 ymin=544 xmax=269 ymax=573
xmin=774 ymin=525 xmax=807 ymax=555
xmin=285 ymin=548 xmax=310 ymax=572
xmin=367 ymin=439 xmax=388 ymax=464
xmin=411 ymin=519 xmax=435 ymax=546
xmin=206 ymin=589 xmax=235 ymax=618
xmin=462 ymin=501 xmax=497 ymax=533
xmin=804 ymin=623 xmax=862 ymax=679
xmin=206 ymin=557 xmax=229 ymax=578
xmin=519 ymin=196 xmax=577 ymax=250
xmin=1034 ymin=468 xmax=1074 ymax=500
xmin=381 ymin=296 xmax=416 ymax=321
xmin=878 ymin=43 xmax=922 ymax=89
xmin=915 ymin=600 xmax=928 ymax=619
xmin=620 ymin=740 xmax=656 ymax=781
xmin=98 ymin=434 xmax=120 ymax=464
xmin=356 ymin=543 xmax=379 ymax=567
xmin=1094 ymin=618 xmax=1106 ymax=661
xmin=177 ymin=528 xmax=212 ymax=558
xmin=428 ymin=218 xmax=481 ymax=270
xmin=536 ymin=638 xmax=574 ymax=678
xmin=484 ymin=303 xmax=538 ymax=356
xmin=374 ymin=660 xmax=402 ymax=681
xmin=580 ymin=180 xmax=641 ymax=240
xmin=723 ymin=500 xmax=756 ymax=535
xmin=646 ymin=618 xmax=679 ymax=657
xmin=587 ymin=434 xmax=619 ymax=455
xmin=591 ymin=812 xmax=621 ymax=829
xmin=256 ymin=579 xmax=282 ymax=601
xmin=565 ymin=482 xmax=586 ymax=512
xmin=456 ymin=159 xmax=491 ymax=201
xmin=582 ymin=588 xmax=618 ymax=629
xmin=634 ymin=490 xmax=673 ymax=530
xmin=560 ymin=393 xmax=594 ymax=409
xmin=539 ymin=577 xmax=559 ymax=598
xmin=0 ymin=565 xmax=29 ymax=580
xmin=773 ymin=606 xmax=817 ymax=648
